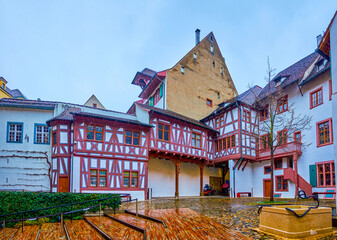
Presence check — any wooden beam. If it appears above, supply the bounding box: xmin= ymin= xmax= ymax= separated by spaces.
xmin=200 ymin=165 xmax=204 ymax=196
xmin=175 ymin=161 xmax=180 ymax=198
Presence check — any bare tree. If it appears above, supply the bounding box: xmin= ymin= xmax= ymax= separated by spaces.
xmin=254 ymin=58 xmax=312 ymax=201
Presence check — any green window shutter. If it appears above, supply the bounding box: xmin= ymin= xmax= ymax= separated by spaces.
xmin=149 ymin=96 xmax=154 ymax=106
xmin=159 ymin=84 xmax=163 ymax=98
xmin=309 ymin=165 xmax=317 ymax=187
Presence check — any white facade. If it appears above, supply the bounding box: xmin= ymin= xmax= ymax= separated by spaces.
xmin=0 ymin=107 xmax=54 ymax=191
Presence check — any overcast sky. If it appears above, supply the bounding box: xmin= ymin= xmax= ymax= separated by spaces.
xmin=1 ymin=1 xmax=336 ymax=112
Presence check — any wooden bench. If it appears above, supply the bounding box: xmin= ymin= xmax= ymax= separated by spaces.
xmin=237 ymin=192 xmax=251 ymax=197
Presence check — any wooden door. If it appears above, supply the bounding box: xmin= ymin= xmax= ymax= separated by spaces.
xmin=59 ymin=176 xmax=69 ymax=192
xmin=264 ymin=179 xmax=271 ymax=197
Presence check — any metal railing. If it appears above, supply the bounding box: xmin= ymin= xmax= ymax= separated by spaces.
xmin=0 ymin=193 xmax=139 ymax=239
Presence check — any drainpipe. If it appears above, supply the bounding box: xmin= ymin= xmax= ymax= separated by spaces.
xmin=233 ymin=102 xmax=244 ymax=198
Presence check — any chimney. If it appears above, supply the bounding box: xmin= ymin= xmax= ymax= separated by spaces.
xmin=195 ymin=29 xmax=200 ymax=46
xmin=316 ymin=34 xmax=322 ymax=47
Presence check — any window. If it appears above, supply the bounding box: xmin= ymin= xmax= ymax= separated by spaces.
xmin=93 ymin=104 xmax=97 ymax=108
xmin=125 ymin=130 xmax=140 ymax=145
xmin=261 ymin=134 xmax=270 ymax=150
xmin=123 ymin=171 xmax=138 ymax=188
xmin=243 ymin=110 xmax=251 ymax=122
xmin=158 ymin=123 xmax=169 ymax=141
xmin=216 ymin=134 xmax=236 ymax=151
xmin=231 ymin=135 xmax=235 ymax=147
xmin=193 ymin=52 xmax=197 ymax=60
xmin=217 ymin=92 xmax=220 ymax=99
xmin=90 ymin=170 xmax=107 ymax=187
xmin=149 ymin=96 xmax=154 ymax=106
xmin=86 ymin=125 xmax=103 ymax=141
xmin=210 ymin=45 xmax=214 ymax=53
xmin=317 ymin=59 xmax=327 ymax=71
xmin=220 ymin=116 xmax=224 ymax=126
xmin=274 ymin=159 xmax=282 ymax=170
xmin=7 ymin=122 xmax=23 ymax=143
xmin=264 ymin=166 xmax=272 ymax=174
xmin=192 ymin=133 xmax=201 ymax=148
xmin=294 ymin=131 xmax=301 ymax=143
xmin=276 ymin=176 xmax=288 ymax=191
xmin=220 ymin=67 xmax=224 ymax=76
xmin=35 ymin=124 xmax=49 ymax=144
xmin=215 ymin=118 xmax=220 ymax=128
xmin=212 ymin=61 xmax=215 ymax=68
xmin=317 ymin=118 xmax=333 ymax=146
xmin=52 ymin=132 xmax=57 ymax=145
xmin=260 ymin=106 xmax=269 ymax=121
xmin=310 ymin=87 xmax=323 ymax=109
xmin=275 ymin=76 xmax=287 ymax=87
xmin=277 ymin=129 xmax=287 ymax=145
xmin=159 ymin=84 xmax=163 ymax=98
xmin=206 ymin=99 xmax=213 ymax=107
xmin=317 ymin=161 xmax=335 ymax=187
xmin=277 ymin=95 xmax=288 ymax=113
xmin=181 ymin=66 xmax=185 ymax=74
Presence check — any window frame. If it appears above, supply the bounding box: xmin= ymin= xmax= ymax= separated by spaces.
xmin=260 ymin=105 xmax=269 ymax=121
xmin=316 ymin=118 xmax=333 ymax=147
xmin=309 ymin=86 xmax=323 ymax=109
xmin=7 ymin=122 xmax=23 ymax=143
xmin=34 ymin=123 xmax=50 ymax=144
xmin=274 ymin=159 xmax=283 ymax=170
xmin=206 ymin=98 xmax=213 ymax=107
xmin=277 ymin=129 xmax=288 ymax=146
xmin=210 ymin=45 xmax=214 ymax=54
xmin=123 ymin=171 xmax=139 ymax=188
xmin=90 ymin=169 xmax=107 ymax=188
xmin=157 ymin=123 xmax=170 ymax=142
xmin=316 ymin=160 xmax=335 ymax=187
xmin=93 ymin=103 xmax=97 ymax=108
xmin=264 ymin=166 xmax=272 ymax=174
xmin=243 ymin=110 xmax=251 ymax=123
xmin=192 ymin=132 xmax=202 ymax=149
xmin=294 ymin=131 xmax=301 ymax=143
xmin=260 ymin=134 xmax=270 ymax=150
xmin=277 ymin=95 xmax=288 ymax=114
xmin=125 ymin=130 xmax=140 ymax=146
xmin=275 ymin=175 xmax=288 ymax=191
xmin=181 ymin=66 xmax=185 ymax=74
xmin=86 ymin=125 xmax=104 ymax=142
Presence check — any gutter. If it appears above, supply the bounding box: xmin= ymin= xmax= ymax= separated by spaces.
xmin=0 ymin=104 xmax=55 ymax=110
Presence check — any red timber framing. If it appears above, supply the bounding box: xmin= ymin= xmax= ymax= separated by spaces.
xmin=73 ymin=115 xmax=151 ymax=197
xmin=50 ymin=121 xmax=73 ymax=193
xmin=148 ymin=112 xmax=212 ymax=197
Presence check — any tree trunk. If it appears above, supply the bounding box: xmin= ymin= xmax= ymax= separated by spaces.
xmin=270 ymin=153 xmax=274 ymax=202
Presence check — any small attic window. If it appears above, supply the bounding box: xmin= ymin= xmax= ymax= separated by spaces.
xmin=93 ymin=104 xmax=97 ymax=108
xmin=317 ymin=59 xmax=327 ymax=71
xmin=275 ymin=76 xmax=287 ymax=87
xmin=220 ymin=67 xmax=224 ymax=76
xmin=181 ymin=66 xmax=185 ymax=74
xmin=217 ymin=92 xmax=220 ymax=99
xmin=1 ymin=82 xmax=5 ymax=89
xmin=234 ymin=92 xmax=237 ymax=97
xmin=193 ymin=52 xmax=197 ymax=60
xmin=213 ymin=61 xmax=215 ymax=68
xmin=209 ymin=35 xmax=214 ymax=43
xmin=210 ymin=45 xmax=214 ymax=54
xmin=206 ymin=98 xmax=213 ymax=107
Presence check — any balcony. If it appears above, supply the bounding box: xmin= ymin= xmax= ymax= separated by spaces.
xmin=257 ymin=141 xmax=302 ymax=161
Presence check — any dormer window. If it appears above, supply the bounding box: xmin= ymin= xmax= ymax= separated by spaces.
xmin=181 ymin=66 xmax=185 ymax=74
xmin=193 ymin=52 xmax=197 ymax=60
xmin=210 ymin=45 xmax=214 ymax=54
xmin=275 ymin=76 xmax=287 ymax=87
xmin=317 ymin=59 xmax=327 ymax=71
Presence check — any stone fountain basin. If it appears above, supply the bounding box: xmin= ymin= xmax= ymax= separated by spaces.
xmin=259 ymin=205 xmax=332 ymax=239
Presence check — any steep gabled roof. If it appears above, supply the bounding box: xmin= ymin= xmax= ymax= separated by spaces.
xmin=258 ymin=52 xmax=319 ymax=100
xmin=6 ymin=88 xmax=27 ymax=99
xmin=136 ymin=103 xmax=216 ymax=132
xmin=201 ymin=85 xmax=262 ymax=121
xmin=84 ymin=94 xmax=105 ymax=109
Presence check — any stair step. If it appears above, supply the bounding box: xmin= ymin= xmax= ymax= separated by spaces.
xmin=65 ymin=220 xmax=105 ymax=240
xmin=86 ymin=216 xmax=143 ymax=240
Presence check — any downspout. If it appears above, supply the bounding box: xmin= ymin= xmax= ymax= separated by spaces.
xmin=233 ymin=102 xmax=244 ymax=198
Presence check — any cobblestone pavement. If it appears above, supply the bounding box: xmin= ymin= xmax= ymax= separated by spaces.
xmin=122 ymin=197 xmax=336 ymax=239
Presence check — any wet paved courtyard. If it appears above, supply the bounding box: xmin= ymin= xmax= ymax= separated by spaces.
xmin=122 ymin=196 xmax=337 ymax=239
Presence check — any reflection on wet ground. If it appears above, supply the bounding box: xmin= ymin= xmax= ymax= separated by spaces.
xmin=121 ymin=196 xmax=337 ymax=239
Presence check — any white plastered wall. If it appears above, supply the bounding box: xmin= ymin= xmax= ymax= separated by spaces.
xmin=148 ymin=157 xmax=221 ymax=197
